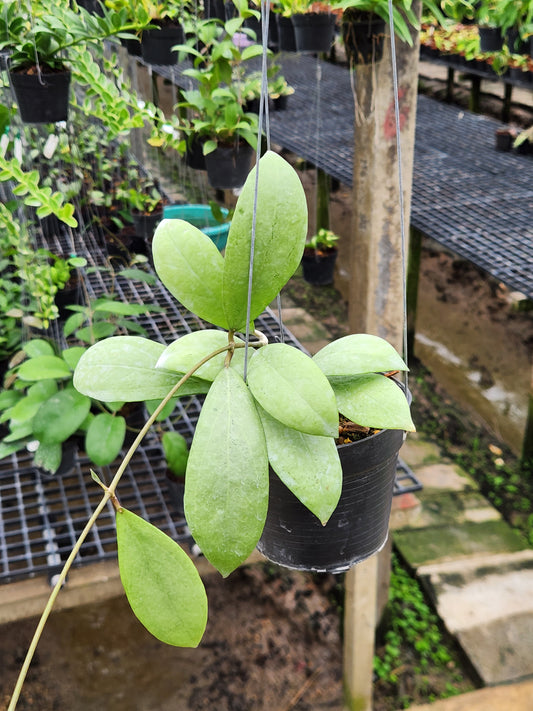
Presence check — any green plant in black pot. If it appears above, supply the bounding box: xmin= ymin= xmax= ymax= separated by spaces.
xmin=0 ymin=0 xmax=144 ymax=122
xmin=301 ymin=228 xmax=340 ymax=285
xmin=71 ymin=150 xmax=414 ymax=636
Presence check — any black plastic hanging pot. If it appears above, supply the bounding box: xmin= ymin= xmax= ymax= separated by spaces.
xmin=301 ymin=249 xmax=337 ymax=285
xmin=10 ymin=68 xmax=71 ymax=123
xmin=132 ymin=208 xmax=164 ymax=240
xmin=276 ymin=15 xmax=297 ymax=52
xmin=204 ymin=142 xmax=254 ymax=190
xmin=141 ymin=23 xmax=184 ymax=65
xmin=342 ymin=10 xmax=386 ymax=65
xmin=257 ymin=426 xmax=405 ymax=573
xmin=291 ymin=12 xmax=336 ymax=54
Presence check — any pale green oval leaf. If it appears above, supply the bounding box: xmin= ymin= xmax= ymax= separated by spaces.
xmin=8 ymin=380 xmax=58 ymax=424
xmin=22 ymin=339 xmax=55 ymax=358
xmin=85 ymin=413 xmax=126 ymax=466
xmin=246 ymin=343 xmax=338 ymax=437
xmin=17 ymin=355 xmax=72 ymax=382
xmin=258 ymin=406 xmax=342 ymax=525
xmin=33 ymin=388 xmax=92 ymax=444
xmin=313 ymin=334 xmax=408 ymax=378
xmin=156 ymin=330 xmax=248 ymax=382
xmin=184 ymin=367 xmax=268 ymax=577
xmin=74 ymin=336 xmax=210 ymax=402
xmin=152 ymin=219 xmax=228 ymax=329
xmin=116 ymin=508 xmax=207 ymax=647
xmin=222 ymin=151 xmax=308 ymax=330
xmin=162 ymin=431 xmax=189 ymax=477
xmin=62 ymin=346 xmax=87 ymax=371
xmin=332 ymin=374 xmax=415 ymax=431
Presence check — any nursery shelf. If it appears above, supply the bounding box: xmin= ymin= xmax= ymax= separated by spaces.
xmin=138 ymin=52 xmax=533 ymax=300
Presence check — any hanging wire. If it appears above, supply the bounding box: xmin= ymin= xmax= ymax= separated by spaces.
xmin=386 ymin=0 xmax=410 ymax=388
xmin=243 ymin=0 xmax=271 ymax=379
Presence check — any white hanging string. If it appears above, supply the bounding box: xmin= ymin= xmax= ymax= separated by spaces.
xmin=243 ymin=0 xmax=271 ymax=379
xmin=386 ymin=0 xmax=410 ymax=385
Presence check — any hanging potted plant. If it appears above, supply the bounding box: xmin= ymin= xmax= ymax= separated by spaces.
xmin=332 ymin=0 xmax=422 ymax=64
xmin=276 ymin=0 xmax=338 ymax=53
xmin=136 ymin=0 xmax=189 ymax=65
xmin=66 ymin=151 xmax=414 ymax=648
xmin=0 ymin=1 xmax=143 ymax=123
xmin=301 ymin=228 xmax=340 ymax=285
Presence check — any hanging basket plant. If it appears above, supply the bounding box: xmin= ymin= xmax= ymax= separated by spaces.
xmin=291 ymin=11 xmax=336 ymax=53
xmin=204 ymin=140 xmax=255 ymax=190
xmin=140 ymin=20 xmax=185 ymax=65
xmin=9 ymin=66 xmax=71 ymax=124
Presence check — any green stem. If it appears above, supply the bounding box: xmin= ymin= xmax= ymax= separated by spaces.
xmin=7 ymin=332 xmax=268 ymax=711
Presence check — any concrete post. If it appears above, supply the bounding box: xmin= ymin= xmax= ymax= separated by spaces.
xmin=344 ymin=7 xmax=421 ymax=711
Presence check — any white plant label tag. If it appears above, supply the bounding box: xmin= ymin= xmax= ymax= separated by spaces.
xmin=43 ymin=134 xmax=59 ymax=159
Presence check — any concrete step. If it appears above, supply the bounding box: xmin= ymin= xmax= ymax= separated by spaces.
xmin=401 ymin=677 xmax=533 ymax=711
xmin=395 ymin=433 xmax=533 ymax=686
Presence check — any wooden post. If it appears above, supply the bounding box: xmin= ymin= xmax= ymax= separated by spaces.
xmin=522 ymin=366 xmax=533 ymax=466
xmin=469 ymin=75 xmax=481 ymax=113
xmin=343 ymin=556 xmax=379 ymax=711
xmin=406 ymin=226 xmax=423 ymax=358
xmin=446 ymin=66 xmax=455 ymax=103
xmin=502 ymin=82 xmax=513 ymax=123
xmin=344 ymin=5 xmax=421 ymax=709
xmin=316 ymin=167 xmax=330 ymax=231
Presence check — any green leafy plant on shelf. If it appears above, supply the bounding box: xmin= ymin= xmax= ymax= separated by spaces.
xmin=0 ymin=283 xmax=169 ymax=476
xmin=175 ymin=15 xmax=264 ymax=155
xmin=6 ymin=152 xmax=414 ymax=710
xmin=306 ymin=227 xmax=340 ymax=252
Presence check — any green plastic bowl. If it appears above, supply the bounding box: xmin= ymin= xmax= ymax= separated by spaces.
xmin=163 ymin=204 xmax=230 ymax=250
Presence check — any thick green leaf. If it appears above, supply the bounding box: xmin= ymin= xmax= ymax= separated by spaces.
xmin=152 ymin=219 xmax=228 ymax=329
xmin=313 ymin=334 xmax=408 ymax=378
xmin=33 ymin=388 xmax=92 ymax=444
xmin=156 ymin=330 xmax=249 ymax=382
xmin=0 ymin=440 xmax=26 ymax=460
xmin=33 ymin=441 xmax=62 ymax=474
xmin=74 ymin=336 xmax=210 ymax=402
xmin=62 ymin=346 xmax=87 ymax=371
xmin=222 ymin=151 xmax=307 ymax=330
xmin=22 ymin=339 xmax=55 ymax=358
xmin=76 ymin=321 xmax=116 ymax=343
xmin=17 ymin=355 xmax=72 ymax=381
xmin=85 ymin=413 xmax=126 ymax=466
xmin=332 ymin=374 xmax=415 ymax=432
xmin=116 ymin=508 xmax=207 ymax=647
xmin=246 ymin=343 xmax=338 ymax=437
xmin=162 ymin=431 xmax=189 ymax=477
xmin=7 ymin=380 xmax=58 ymax=424
xmin=258 ymin=406 xmax=342 ymax=525
xmin=93 ymin=300 xmax=164 ymax=315
xmin=184 ymin=367 xmax=268 ymax=577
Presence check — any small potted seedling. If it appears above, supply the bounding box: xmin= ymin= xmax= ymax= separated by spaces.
xmin=301 ymin=227 xmax=340 ymax=285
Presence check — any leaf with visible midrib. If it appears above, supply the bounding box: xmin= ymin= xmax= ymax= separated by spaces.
xmin=116 ymin=508 xmax=207 ymax=648
xmin=184 ymin=367 xmax=269 ymax=577
xmin=222 ymin=151 xmax=308 ymax=331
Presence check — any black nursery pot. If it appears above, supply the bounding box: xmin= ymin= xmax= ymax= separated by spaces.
xmin=132 ymin=209 xmax=163 ymax=240
xmin=276 ymin=15 xmax=297 ymax=52
xmin=141 ymin=24 xmax=184 ymax=65
xmin=10 ymin=69 xmax=71 ymax=123
xmin=342 ymin=11 xmax=386 ymax=65
xmin=478 ymin=26 xmax=504 ymax=53
xmin=301 ymin=249 xmax=338 ymax=285
xmin=204 ymin=142 xmax=254 ymax=190
xmin=257 ymin=427 xmax=405 ymax=573
xmin=291 ymin=12 xmax=336 ymax=54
